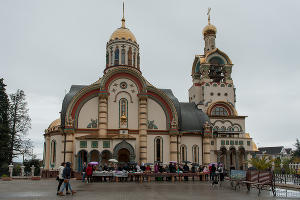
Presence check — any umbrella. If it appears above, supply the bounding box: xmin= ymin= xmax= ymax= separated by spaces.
xmin=182 ymin=161 xmax=192 ymax=164
xmin=129 ymin=161 xmax=137 ymax=165
xmin=88 ymin=161 xmax=99 ymax=165
xmin=208 ymin=163 xmax=218 ymax=167
xmin=169 ymin=161 xmax=177 ymax=163
xmin=145 ymin=163 xmax=153 ymax=166
xmin=108 ymin=159 xmax=118 ymax=163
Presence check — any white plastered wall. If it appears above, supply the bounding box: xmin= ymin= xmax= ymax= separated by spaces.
xmin=49 ymin=134 xmax=64 ymax=169
xmin=146 ymin=135 xmax=170 ymax=163
xmin=147 ymin=98 xmax=167 ymax=130
xmin=180 ymin=136 xmax=203 ymax=165
xmin=107 ymin=78 xmax=139 ymax=129
xmin=78 ymin=97 xmax=98 ymax=128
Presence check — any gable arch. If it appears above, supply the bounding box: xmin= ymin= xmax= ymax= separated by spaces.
xmin=207 ymin=101 xmax=238 ymax=116
xmin=100 ymin=68 xmax=147 ymax=93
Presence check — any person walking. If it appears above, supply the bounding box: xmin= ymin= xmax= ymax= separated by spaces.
xmin=58 ymin=162 xmax=76 ymax=196
xmin=57 ymin=163 xmax=69 ymax=195
xmin=82 ymin=162 xmax=87 ymax=183
xmin=86 ymin=164 xmax=93 ymax=183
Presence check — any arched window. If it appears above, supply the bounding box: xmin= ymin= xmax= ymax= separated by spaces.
xmin=110 ymin=50 xmax=113 ymax=65
xmin=128 ymin=47 xmax=132 ymax=66
xmin=119 ymin=98 xmax=128 ymax=128
xmin=133 ymin=52 xmax=136 ymax=67
xmin=106 ymin=51 xmax=109 ymax=66
xmin=228 ymin=126 xmax=233 ymax=132
xmin=137 ymin=53 xmax=140 ymax=68
xmin=180 ymin=145 xmax=187 ymax=162
xmin=192 ymin=145 xmax=199 ymax=163
xmin=220 ymin=126 xmax=226 ymax=132
xmin=50 ymin=140 xmax=56 ymax=166
xmin=211 ymin=106 xmax=229 ymax=116
xmin=213 ymin=126 xmax=219 ymax=132
xmin=154 ymin=137 xmax=163 ymax=162
xmin=121 ymin=49 xmax=126 ymax=64
xmin=114 ymin=47 xmax=119 ymax=65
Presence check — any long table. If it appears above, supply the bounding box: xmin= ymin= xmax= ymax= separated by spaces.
xmin=91 ymin=171 xmax=210 ymax=183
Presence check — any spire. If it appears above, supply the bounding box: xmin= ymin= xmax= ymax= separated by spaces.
xmin=121 ymin=2 xmax=125 ymax=28
xmin=207 ymin=7 xmax=211 ymax=25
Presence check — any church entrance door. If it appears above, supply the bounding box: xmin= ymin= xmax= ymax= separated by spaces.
xmin=118 ymin=148 xmax=130 ymax=163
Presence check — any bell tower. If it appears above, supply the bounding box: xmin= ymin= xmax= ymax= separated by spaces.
xmin=188 ymin=9 xmax=235 ymax=114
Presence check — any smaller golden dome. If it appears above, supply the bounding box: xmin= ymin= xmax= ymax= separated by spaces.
xmin=202 ymin=23 xmax=217 ymax=36
xmin=48 ymin=118 xmax=60 ymax=129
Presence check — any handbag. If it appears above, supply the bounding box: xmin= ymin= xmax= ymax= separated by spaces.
xmin=64 ymin=179 xmax=69 ymax=183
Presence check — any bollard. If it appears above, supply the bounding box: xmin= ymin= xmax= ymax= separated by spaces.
xmin=31 ymin=165 xmax=35 ymax=177
xmin=40 ymin=167 xmax=43 ymax=177
xmin=8 ymin=164 xmax=13 ymax=178
xmin=21 ymin=165 xmax=25 ymax=176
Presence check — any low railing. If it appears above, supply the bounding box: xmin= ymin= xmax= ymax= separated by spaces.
xmin=274 ymin=173 xmax=300 ymax=185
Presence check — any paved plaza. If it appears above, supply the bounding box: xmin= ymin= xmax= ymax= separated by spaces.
xmin=0 ymin=179 xmax=300 ymax=200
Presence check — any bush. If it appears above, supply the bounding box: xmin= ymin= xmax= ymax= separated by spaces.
xmin=23 ymin=159 xmax=41 ymax=176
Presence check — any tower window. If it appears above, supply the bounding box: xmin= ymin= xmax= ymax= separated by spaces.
xmin=121 ymin=49 xmax=126 ymax=64
xmin=119 ymin=98 xmax=128 ymax=128
xmin=106 ymin=51 xmax=109 ymax=66
xmin=114 ymin=48 xmax=119 ymax=65
xmin=128 ymin=47 xmax=132 ymax=66
xmin=211 ymin=106 xmax=229 ymax=116
xmin=133 ymin=52 xmax=136 ymax=67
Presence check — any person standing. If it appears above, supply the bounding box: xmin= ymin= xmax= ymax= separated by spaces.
xmin=57 ymin=163 xmax=68 ymax=195
xmin=82 ymin=162 xmax=87 ymax=183
xmin=183 ymin=163 xmax=189 ymax=181
xmin=86 ymin=164 xmax=93 ymax=183
xmin=58 ymin=162 xmax=76 ymax=196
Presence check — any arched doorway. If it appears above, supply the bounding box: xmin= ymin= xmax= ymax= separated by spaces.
xmin=238 ymin=147 xmax=246 ymax=170
xmin=229 ymin=147 xmax=237 ymax=170
xmin=77 ymin=150 xmax=87 ymax=172
xmin=113 ymin=140 xmax=135 ymax=162
xmin=118 ymin=148 xmax=130 ymax=163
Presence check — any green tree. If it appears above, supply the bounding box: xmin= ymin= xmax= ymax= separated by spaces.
xmin=0 ymin=78 xmax=11 ymax=175
xmin=292 ymin=138 xmax=300 ymax=158
xmin=249 ymin=155 xmax=273 ymax=170
xmin=8 ymin=90 xmax=31 ymax=163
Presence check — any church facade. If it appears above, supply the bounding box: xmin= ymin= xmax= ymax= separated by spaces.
xmin=43 ymin=12 xmax=257 ymax=172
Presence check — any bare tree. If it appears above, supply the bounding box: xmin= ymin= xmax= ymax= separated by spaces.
xmin=17 ymin=138 xmax=33 ymax=163
xmin=8 ymin=90 xmax=31 ymax=163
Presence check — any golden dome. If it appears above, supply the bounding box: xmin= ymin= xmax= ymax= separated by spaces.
xmin=48 ymin=118 xmax=60 ymax=129
xmin=110 ymin=27 xmax=137 ymax=42
xmin=202 ymin=23 xmax=217 ymax=36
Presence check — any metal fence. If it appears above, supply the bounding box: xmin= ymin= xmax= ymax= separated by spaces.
xmin=274 ymin=173 xmax=300 ymax=185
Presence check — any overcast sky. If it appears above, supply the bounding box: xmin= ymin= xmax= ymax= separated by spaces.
xmin=1 ymin=0 xmax=299 ymax=160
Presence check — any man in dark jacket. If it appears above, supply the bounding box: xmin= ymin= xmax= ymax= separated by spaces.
xmin=58 ymin=162 xmax=76 ymax=196
xmin=183 ymin=164 xmax=189 ymax=181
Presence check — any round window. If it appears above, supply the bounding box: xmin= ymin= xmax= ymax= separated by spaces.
xmin=120 ymin=82 xmax=127 ymax=89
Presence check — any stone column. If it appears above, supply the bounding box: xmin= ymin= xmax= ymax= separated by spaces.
xmin=98 ymin=93 xmax=108 ymax=137
xmin=226 ymin=151 xmax=230 ymax=170
xmin=138 ymin=95 xmax=148 ymax=163
xmin=44 ymin=135 xmax=51 ymax=170
xmin=169 ymin=134 xmax=178 ymax=162
xmin=202 ymin=122 xmax=211 ymax=165
xmin=64 ymin=131 xmax=74 ymax=163
xmin=216 ymin=150 xmax=221 ymax=163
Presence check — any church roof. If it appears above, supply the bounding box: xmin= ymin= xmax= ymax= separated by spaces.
xmin=159 ymin=89 xmax=209 ymax=132
xmin=179 ymin=102 xmax=209 ymax=132
xmin=61 ymin=85 xmax=86 ymax=127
